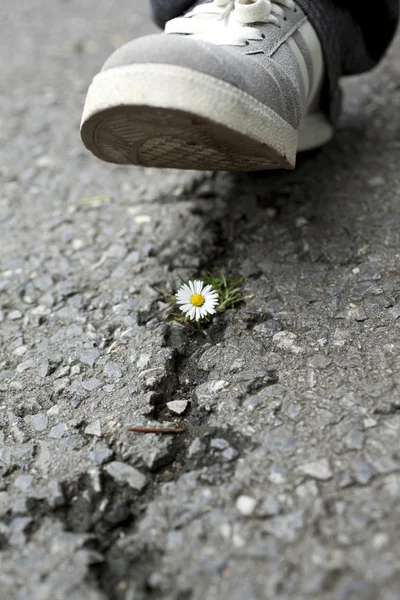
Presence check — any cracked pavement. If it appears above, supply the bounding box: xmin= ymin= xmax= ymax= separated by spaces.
xmin=1 ymin=1 xmax=400 ymax=599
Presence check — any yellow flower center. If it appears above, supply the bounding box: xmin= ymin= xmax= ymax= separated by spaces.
xmin=191 ymin=293 xmax=205 ymax=307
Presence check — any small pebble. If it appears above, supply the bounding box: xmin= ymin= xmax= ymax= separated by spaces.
xmin=8 ymin=310 xmax=22 ymax=321
xmin=364 ymin=418 xmax=378 ymax=429
xmin=82 ymin=378 xmax=103 ymax=391
xmin=188 ymin=438 xmax=203 ymax=457
xmin=298 ymin=459 xmax=333 ymax=481
xmin=84 ymin=419 xmax=102 ymax=437
xmin=12 ymin=346 xmax=28 ymax=357
xmin=79 ymin=349 xmax=100 ymax=367
xmin=166 ymin=400 xmax=188 ymax=415
xmin=24 ymin=413 xmax=48 ymax=432
xmin=13 ymin=475 xmax=33 ymax=492
xmin=16 ymin=360 xmax=35 ymax=373
xmin=210 ymin=438 xmax=230 ymax=451
xmin=48 ymin=423 xmax=68 ymax=439
xmin=103 ymin=362 xmax=122 ymax=378
xmin=104 ymin=461 xmax=147 ymax=491
xmin=236 ymin=495 xmax=257 ymax=516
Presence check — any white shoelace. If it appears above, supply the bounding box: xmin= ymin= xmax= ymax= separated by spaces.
xmin=165 ymin=0 xmax=297 ymax=46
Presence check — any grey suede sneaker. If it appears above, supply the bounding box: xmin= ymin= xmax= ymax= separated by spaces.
xmin=81 ymin=0 xmax=333 ymax=171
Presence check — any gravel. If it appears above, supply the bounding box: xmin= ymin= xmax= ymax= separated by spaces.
xmin=104 ymin=462 xmax=147 ymax=491
xmin=1 ymin=1 xmax=400 ymax=598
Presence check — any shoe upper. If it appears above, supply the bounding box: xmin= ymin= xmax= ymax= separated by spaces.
xmin=102 ymin=0 xmax=324 ymax=129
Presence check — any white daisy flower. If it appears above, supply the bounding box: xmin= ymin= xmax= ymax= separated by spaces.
xmin=176 ymin=280 xmax=219 ymax=321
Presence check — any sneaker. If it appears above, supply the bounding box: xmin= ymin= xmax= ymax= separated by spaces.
xmin=81 ymin=0 xmax=334 ymax=171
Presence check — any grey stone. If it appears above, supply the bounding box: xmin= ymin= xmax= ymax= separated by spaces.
xmin=90 ymin=448 xmax=114 ymax=465
xmin=273 ymin=331 xmax=304 ymax=354
xmin=11 ymin=498 xmax=28 ymax=515
xmin=264 ymin=430 xmax=297 ymax=457
xmin=369 ymin=455 xmax=400 ymax=474
xmin=13 ymin=345 xmax=28 ymax=357
xmin=259 ymin=495 xmax=280 ymax=517
xmin=38 ymin=361 xmax=50 ymax=378
xmin=24 ymin=413 xmax=48 ymax=432
xmin=188 ymin=438 xmax=203 ymax=457
xmin=383 ymin=474 xmax=400 ymax=496
xmin=104 ymin=461 xmax=147 ymax=491
xmin=308 ymin=355 xmax=332 ymax=369
xmin=140 ymin=440 xmax=176 ymax=472
xmin=264 ymin=510 xmax=305 ymax=542
xmin=54 ymin=378 xmax=70 ymax=394
xmin=16 ymin=359 xmax=35 ymax=373
xmin=103 ymin=362 xmax=123 ymax=378
xmin=84 ymin=419 xmax=102 ymax=437
xmin=210 ymin=438 xmax=230 ymax=451
xmin=48 ymin=423 xmax=68 ymax=439
xmin=222 ymin=446 xmax=239 ymax=461
xmin=11 ymin=426 xmax=27 ymax=444
xmin=298 ymin=459 xmax=333 ymax=481
xmin=32 ymin=274 xmax=53 ymax=291
xmin=13 ymin=475 xmax=34 ymax=492
xmin=286 ymin=402 xmax=302 ymax=419
xmin=137 ymin=353 xmax=151 ymax=370
xmin=82 ymin=378 xmax=103 ymax=391
xmin=8 ymin=310 xmax=23 ymax=320
xmin=236 ymin=495 xmax=257 ymax=516
xmin=345 ymin=428 xmax=364 ymax=450
xmin=147 ymin=572 xmax=171 ymax=592
xmin=269 ymin=463 xmax=288 ymax=484
xmin=0 ymin=491 xmax=10 ymax=517
xmin=339 ymin=471 xmax=355 ymax=488
xmin=47 ymin=481 xmax=65 ymax=508
xmin=351 ymin=458 xmax=374 ymax=485
xmin=79 ymin=348 xmax=101 ymax=367
xmin=15 ymin=443 xmax=34 ymax=460
xmin=387 ymin=306 xmax=400 ymax=320
xmin=166 ymin=400 xmax=188 ymax=414
xmin=0 ymin=447 xmax=13 ymax=467
xmin=296 ymin=480 xmax=320 ymax=498
xmin=9 ymin=517 xmax=32 ymax=545
xmin=193 ymin=380 xmax=229 ymax=410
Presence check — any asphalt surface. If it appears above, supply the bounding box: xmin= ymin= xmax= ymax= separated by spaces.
xmin=1 ymin=1 xmax=400 ymax=599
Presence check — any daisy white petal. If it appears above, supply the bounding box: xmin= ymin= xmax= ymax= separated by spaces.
xmin=177 ymin=283 xmax=191 ymax=294
xmin=180 ymin=303 xmax=193 ymax=312
xmin=205 ymin=302 xmax=216 ymax=309
xmin=202 ymin=284 xmax=213 ymax=294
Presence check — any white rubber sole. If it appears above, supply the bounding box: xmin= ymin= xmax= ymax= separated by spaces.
xmin=81 ymin=64 xmax=333 ymax=172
